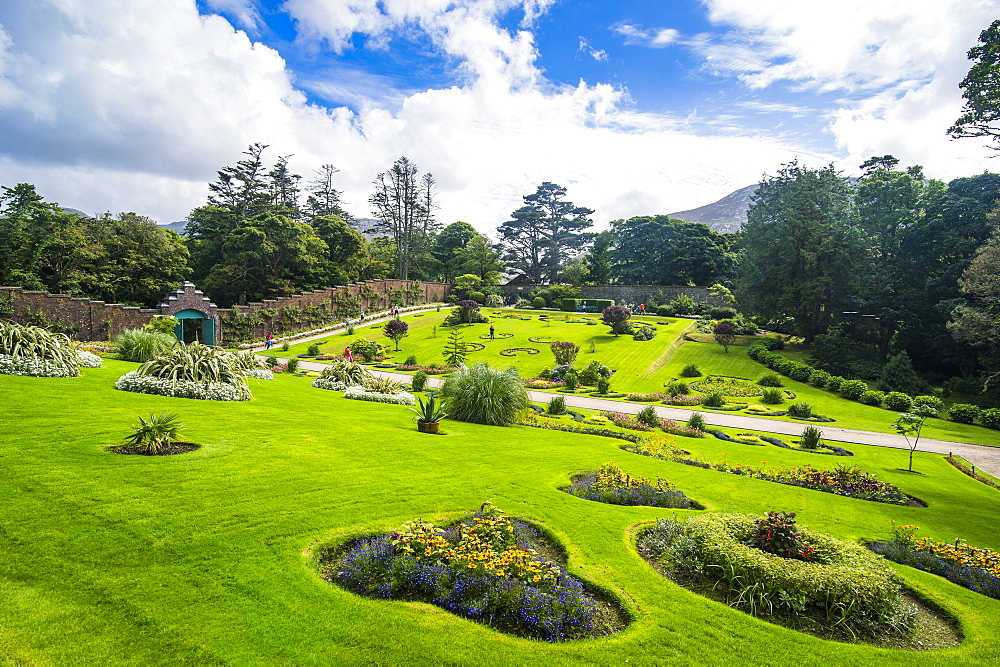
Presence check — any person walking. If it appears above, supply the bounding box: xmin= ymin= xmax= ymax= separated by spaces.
xmin=265 ymin=333 xmax=274 ymax=350
xmin=344 ymin=347 xmax=353 ymax=362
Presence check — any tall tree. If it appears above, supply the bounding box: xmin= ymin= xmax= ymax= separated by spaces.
xmin=609 ymin=215 xmax=731 ymax=286
xmin=311 ymin=214 xmax=370 ymax=287
xmin=736 ymin=162 xmax=863 ymax=343
xmin=583 ymin=230 xmax=614 ymax=284
xmin=433 ymin=221 xmax=478 ymax=282
xmin=497 ymin=182 xmax=593 ymax=283
xmin=456 ymin=234 xmax=504 ymax=284
xmin=206 ymin=142 xmax=271 ymax=219
xmin=266 ymin=155 xmax=302 ymax=219
xmin=949 ymin=225 xmax=1000 ymax=394
xmin=305 ymin=164 xmax=350 ymax=220
xmin=369 ymin=157 xmax=440 ymax=280
xmin=949 ymin=19 xmax=1000 ymax=149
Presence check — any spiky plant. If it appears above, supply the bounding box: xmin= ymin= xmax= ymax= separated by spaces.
xmin=0 ymin=321 xmax=79 ymax=375
xmin=363 ymin=375 xmax=403 ymax=394
xmin=408 ymin=394 xmax=448 ymax=424
xmin=441 ymin=362 xmax=529 ymax=426
xmin=112 ymin=328 xmax=179 ymax=362
xmin=225 ymin=350 xmax=268 ymax=372
xmin=319 ymin=359 xmax=372 ymax=386
xmin=136 ymin=343 xmax=248 ymax=389
xmin=122 ymin=411 xmax=186 ymax=454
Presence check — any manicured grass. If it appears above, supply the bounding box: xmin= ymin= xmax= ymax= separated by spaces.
xmin=1 ymin=361 xmax=999 ymax=664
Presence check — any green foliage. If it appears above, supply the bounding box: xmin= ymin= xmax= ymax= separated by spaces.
xmin=440 ymin=363 xmax=529 ymax=426
xmin=757 ymin=372 xmax=783 ymax=387
xmin=307 ymin=343 xmax=320 ymax=356
xmin=111 ymin=328 xmax=179 ymax=363
xmin=788 ymin=401 xmax=813 ymax=419
xmin=788 ymin=364 xmax=813 ymax=382
xmin=404 ymin=354 xmax=418 ymax=366
xmin=760 ymin=388 xmax=784 ymax=405
xmin=410 ymin=370 xmax=428 ymax=392
xmin=876 ymin=352 xmax=925 ymax=394
xmin=859 ymin=390 xmax=885 ymax=407
xmin=549 ymin=341 xmax=580 ymax=366
xmin=912 ymin=395 xmax=944 ymax=415
xmin=892 ymin=404 xmax=938 ymax=472
xmin=949 ymin=19 xmax=1000 ymax=149
xmin=407 ymin=394 xmax=447 ymax=424
xmin=442 ymin=329 xmax=469 ymax=367
xmin=839 ymin=379 xmax=869 ymax=401
xmin=748 ymin=512 xmax=815 ymax=560
xmin=144 ymin=315 xmax=180 ymax=335
xmin=980 ymin=408 xmax=1000 ymax=429
xmin=701 ymin=391 xmax=725 ymax=408
xmin=680 ymin=363 xmax=701 ymax=377
xmin=826 ymin=375 xmax=845 ymax=392
xmin=286 ymin=358 xmax=299 ymax=373
xmin=531 ymin=296 xmax=547 ymax=309
xmin=577 ymin=361 xmax=611 ymax=385
xmin=809 ymin=369 xmax=831 ymax=387
xmin=265 ymin=355 xmax=278 ymax=367
xmin=362 ymin=375 xmax=403 ymax=395
xmin=665 ymin=380 xmax=688 ymax=397
xmin=595 ymin=377 xmax=611 ymax=395
xmin=713 ymin=321 xmax=737 ymax=353
xmin=281 ymin=341 xmax=290 ymax=352
xmin=122 ymin=411 xmax=186 ymax=454
xmin=690 ymin=376 xmax=761 ymax=397
xmin=687 ymin=412 xmax=706 ymax=430
xmin=636 ymin=405 xmax=659 ymax=427
xmin=383 ymin=318 xmax=409 ymax=351
xmin=0 ymin=321 xmax=79 ymax=373
xmin=949 ymin=403 xmax=981 ymax=424
xmin=884 ymin=392 xmax=914 ymax=412
xmin=601 ymin=305 xmax=631 ymax=336
xmin=319 ymin=360 xmax=372 ymax=386
xmin=563 ymin=371 xmax=578 ymax=391
xmin=136 ymin=343 xmax=250 ymax=396
xmin=800 ymin=426 xmax=823 ymax=450
xmin=709 ymin=306 xmax=737 ymax=320
xmin=547 ymin=396 xmax=567 ymax=415
xmin=609 ymin=215 xmax=731 ymax=286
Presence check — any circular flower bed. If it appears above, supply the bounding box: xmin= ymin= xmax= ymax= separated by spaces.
xmin=527 ymin=336 xmax=554 ymax=343
xmin=479 ymin=332 xmax=514 ymax=339
xmin=500 ymin=347 xmax=540 ymax=356
xmin=690 ymin=375 xmax=763 ymax=397
xmin=464 ymin=342 xmax=486 ymax=352
xmin=638 ymin=513 xmax=920 ymax=639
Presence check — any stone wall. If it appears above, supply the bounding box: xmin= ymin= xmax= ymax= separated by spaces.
xmin=0 ymin=279 xmax=452 ymax=344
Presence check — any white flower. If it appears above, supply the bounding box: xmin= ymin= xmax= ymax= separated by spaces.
xmin=115 ymin=370 xmax=250 ymax=401
xmin=0 ymin=353 xmax=79 ymax=377
xmin=343 ymin=386 xmax=416 ymax=405
xmin=75 ymin=350 xmax=103 ymax=368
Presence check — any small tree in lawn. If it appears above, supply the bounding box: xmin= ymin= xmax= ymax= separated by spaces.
xmin=602 ymin=305 xmax=631 ymax=336
xmin=550 ymin=341 xmax=580 ymax=366
xmin=443 ymin=328 xmax=468 ymax=367
xmin=892 ymin=404 xmax=937 ymax=472
xmin=383 ymin=318 xmax=409 ymax=351
xmin=713 ymin=321 xmax=737 ymax=353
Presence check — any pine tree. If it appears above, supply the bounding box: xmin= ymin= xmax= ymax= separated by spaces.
xmin=876 ymin=351 xmax=925 ymax=394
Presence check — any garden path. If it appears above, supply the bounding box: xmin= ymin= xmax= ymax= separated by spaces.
xmin=256 ymin=315 xmax=1000 ymax=478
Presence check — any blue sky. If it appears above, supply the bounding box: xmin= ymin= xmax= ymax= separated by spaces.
xmin=0 ymin=0 xmax=997 ymax=231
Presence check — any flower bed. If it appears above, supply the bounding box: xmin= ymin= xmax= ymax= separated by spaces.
xmin=524 ymin=377 xmax=565 ymax=389
xmin=638 ymin=513 xmax=916 ymax=637
xmin=626 ymin=392 xmax=666 ymax=402
xmin=115 ymin=370 xmax=250 ymax=401
xmin=75 ymin=350 xmax=103 ymax=368
xmin=479 ymin=332 xmax=514 ymax=339
xmin=621 ymin=441 xmax=908 ymax=505
xmin=343 ymin=386 xmax=415 ymax=405
xmin=869 ymin=524 xmax=1000 ymax=599
xmin=706 ymin=429 xmax=852 ymax=455
xmin=662 ymin=395 xmax=702 ymax=406
xmin=320 ymin=503 xmax=626 ymax=641
xmin=566 ymin=462 xmax=700 ymax=508
xmin=526 ymin=336 xmax=554 ymax=343
xmin=689 ymin=375 xmax=763 ymax=397
xmin=499 ymin=347 xmax=539 ymax=356
xmin=0 ymin=353 xmax=79 ymax=378
xmin=394 ymin=364 xmax=453 ymax=374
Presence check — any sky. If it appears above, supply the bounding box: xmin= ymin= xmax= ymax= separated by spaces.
xmin=0 ymin=0 xmax=997 ymax=234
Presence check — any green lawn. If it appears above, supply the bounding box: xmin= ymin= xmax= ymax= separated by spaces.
xmin=283 ymin=310 xmax=999 ymax=447
xmin=0 ymin=361 xmax=998 ymax=664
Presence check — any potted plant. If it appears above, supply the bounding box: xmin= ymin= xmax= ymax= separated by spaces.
xmin=409 ymin=394 xmax=447 ymax=434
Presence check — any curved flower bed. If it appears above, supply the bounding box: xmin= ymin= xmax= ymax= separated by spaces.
xmin=566 ymin=462 xmax=700 ymax=508
xmin=0 ymin=354 xmax=79 ymax=378
xmin=343 ymin=386 xmax=415 ymax=405
xmin=479 ymin=332 xmax=514 ymax=339
xmin=499 ymin=347 xmax=540 ymax=356
xmin=320 ymin=503 xmax=626 ymax=641
xmin=690 ymin=375 xmax=763 ymax=397
xmin=115 ymin=371 xmax=250 ymax=401
xmin=527 ymin=336 xmax=554 ymax=343
xmin=706 ymin=428 xmax=852 ymax=456
xmin=464 ymin=342 xmax=486 ymax=352
xmin=75 ymin=350 xmax=103 ymax=368
xmin=638 ymin=513 xmax=916 ymax=637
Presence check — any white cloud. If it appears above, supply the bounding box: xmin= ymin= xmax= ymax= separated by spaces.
xmin=611 ymin=23 xmax=680 ymax=48
xmin=578 ymin=37 xmax=608 ymax=62
xmin=205 ymin=0 xmax=265 ymax=32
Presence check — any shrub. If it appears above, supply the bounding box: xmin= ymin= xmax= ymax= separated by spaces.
xmin=281 ymin=341 xmax=290 ymax=351
xmin=442 ymin=329 xmax=469 ymax=367
xmin=549 ymin=341 xmax=580 ymax=365
xmin=286 ymin=357 xmax=300 ymax=373
xmin=702 ymin=391 xmax=725 ymax=408
xmin=468 ymin=291 xmax=486 ymax=304
xmin=748 ymin=512 xmax=815 ymax=560
xmin=912 ymin=395 xmax=944 ymax=415
xmin=713 ymin=321 xmax=737 ymax=352
xmin=839 ymin=379 xmax=869 ymax=401
xmin=596 ymin=377 xmax=611 ymax=394
xmin=411 ymin=370 xmax=428 ymax=392
xmin=131 ymin=343 xmax=250 ymax=395
xmin=980 ymin=408 xmax=1000 ymax=430
xmin=809 ymin=369 xmax=831 ymax=387
xmin=949 ymin=403 xmax=981 ymax=424
xmin=633 ymin=326 xmax=656 ymax=341
xmin=532 ymin=296 xmax=547 ymax=309
xmin=760 ymin=388 xmax=784 ymax=405
xmin=656 ymin=305 xmax=674 ymax=316
xmin=0 ymin=321 xmax=80 ymax=378
xmin=758 ymin=336 xmax=785 ymax=351
xmin=75 ymin=350 xmax=103 ymax=368
xmin=884 ymin=392 xmax=914 ymax=412
xmin=578 ymin=361 xmax=611 ymax=385
xmin=788 ymin=364 xmax=813 ymax=382
xmin=547 ymin=396 xmax=567 ymax=415
xmin=826 ymin=375 xmax=845 ymax=392
xmin=307 ymin=343 xmax=320 ymax=356
xmin=788 ymin=401 xmax=813 ymax=419
xmin=601 ymin=305 xmax=632 ymax=336
xmin=709 ymin=306 xmax=737 ymax=320
xmin=383 ymin=318 xmax=409 ymax=350
xmin=363 ymin=375 xmax=404 ymax=395
xmin=405 ymin=354 xmax=418 ymax=366
xmin=860 ymin=390 xmax=886 ymax=407
xmin=112 ymin=328 xmax=179 ymax=363
xmin=563 ymin=371 xmax=578 ymax=391
xmin=773 ymin=359 xmax=796 ymax=376
xmin=757 ymin=372 xmax=783 ymax=387
xmin=800 ymin=426 xmax=823 ymax=450
xmin=514 ymin=297 xmax=532 ymax=309
xmin=636 ymin=405 xmax=659 ymax=427
xmin=680 ymin=363 xmax=701 ymax=377
xmin=441 ymin=363 xmax=529 ymax=426
xmin=485 ymin=294 xmax=504 ymax=308
xmin=122 ymin=410 xmax=186 ymax=454
xmin=116 ymin=371 xmax=249 ymax=401
xmin=687 ymin=412 xmax=706 ymax=431
xmin=876 ymin=351 xmax=925 ymax=395
xmin=317 ymin=359 xmax=372 ymax=387
xmin=265 ymin=355 xmax=279 ymax=367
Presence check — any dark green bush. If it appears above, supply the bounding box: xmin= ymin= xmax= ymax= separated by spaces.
xmin=532 ymin=296 xmax=546 ymax=309
xmin=687 ymin=412 xmax=706 ymax=430
xmin=913 ymin=395 xmax=944 ymax=415
xmin=860 ymin=390 xmax=885 ymax=407
xmin=826 ymin=375 xmax=845 ymax=392
xmin=578 ymin=361 xmax=611 ymax=385
xmin=702 ymin=391 xmax=725 ymax=408
xmin=637 ymin=405 xmax=659 ymax=427
xmin=948 ymin=403 xmax=981 ymax=424
xmin=809 ymin=369 xmax=831 ymax=387
xmin=839 ymin=379 xmax=868 ymax=401
xmin=757 ymin=372 xmax=783 ymax=387
xmin=758 ymin=337 xmax=785 ymax=351
xmin=411 ymin=371 xmax=428 ymax=392
xmin=788 ymin=401 xmax=813 ymax=419
xmin=405 ymin=354 xmax=418 ymax=366
xmin=307 ymin=343 xmax=320 ymax=356
xmin=884 ymin=392 xmax=914 ymax=412
xmin=666 ymin=380 xmax=689 ymax=396
xmin=800 ymin=426 xmax=823 ymax=450
xmin=760 ymin=388 xmax=784 ymax=405
xmin=980 ymin=408 xmax=1000 ymax=429
xmin=709 ymin=307 xmax=737 ymax=320
xmin=596 ymin=377 xmax=611 ymax=395
xmin=547 ymin=396 xmax=567 ymax=415
xmin=788 ymin=364 xmax=813 ymax=382
xmin=774 ymin=359 xmax=795 ymax=376
xmin=563 ymin=371 xmax=578 ymax=391
xmin=680 ymin=363 xmax=701 ymax=377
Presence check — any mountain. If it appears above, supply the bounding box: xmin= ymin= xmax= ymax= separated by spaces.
xmin=668 ymin=183 xmax=758 ymax=233
xmin=159 ymin=220 xmax=188 ymax=234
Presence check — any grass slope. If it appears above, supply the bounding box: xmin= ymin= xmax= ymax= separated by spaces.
xmin=0 ymin=361 xmax=998 ymax=664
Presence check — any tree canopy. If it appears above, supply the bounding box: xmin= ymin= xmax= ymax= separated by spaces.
xmin=949 ymin=19 xmax=1000 ymax=149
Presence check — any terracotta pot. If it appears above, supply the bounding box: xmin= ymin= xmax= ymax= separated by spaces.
xmin=417 ymin=421 xmax=441 ymax=434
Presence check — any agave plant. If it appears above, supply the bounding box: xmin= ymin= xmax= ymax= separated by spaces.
xmin=319 ymin=359 xmax=372 ymax=386
xmin=123 ymin=410 xmax=186 ymax=454
xmin=363 ymin=375 xmax=403 ymax=394
xmin=136 ymin=343 xmax=247 ymax=388
xmin=0 ymin=321 xmax=79 ymax=373
xmin=112 ymin=328 xmax=179 ymax=362
xmin=408 ymin=394 xmax=447 ymax=424
xmin=225 ymin=350 xmax=268 ymax=372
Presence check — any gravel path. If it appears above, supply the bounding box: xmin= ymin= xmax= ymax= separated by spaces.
xmin=257 ymin=314 xmax=1000 ymax=478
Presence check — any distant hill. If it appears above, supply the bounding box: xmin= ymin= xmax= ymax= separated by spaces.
xmin=668 ymin=183 xmax=758 ymax=233
xmin=159 ymin=220 xmax=188 ymax=234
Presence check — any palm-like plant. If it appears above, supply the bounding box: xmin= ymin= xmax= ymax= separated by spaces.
xmin=408 ymin=394 xmax=448 ymax=424
xmin=137 ymin=343 xmax=248 ymax=389
xmin=363 ymin=375 xmax=403 ymax=394
xmin=440 ymin=362 xmax=528 ymax=426
xmin=225 ymin=350 xmax=268 ymax=372
xmin=319 ymin=359 xmax=372 ymax=386
xmin=112 ymin=328 xmax=179 ymax=362
xmin=123 ymin=411 xmax=186 ymax=454
xmin=0 ymin=321 xmax=79 ymax=373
